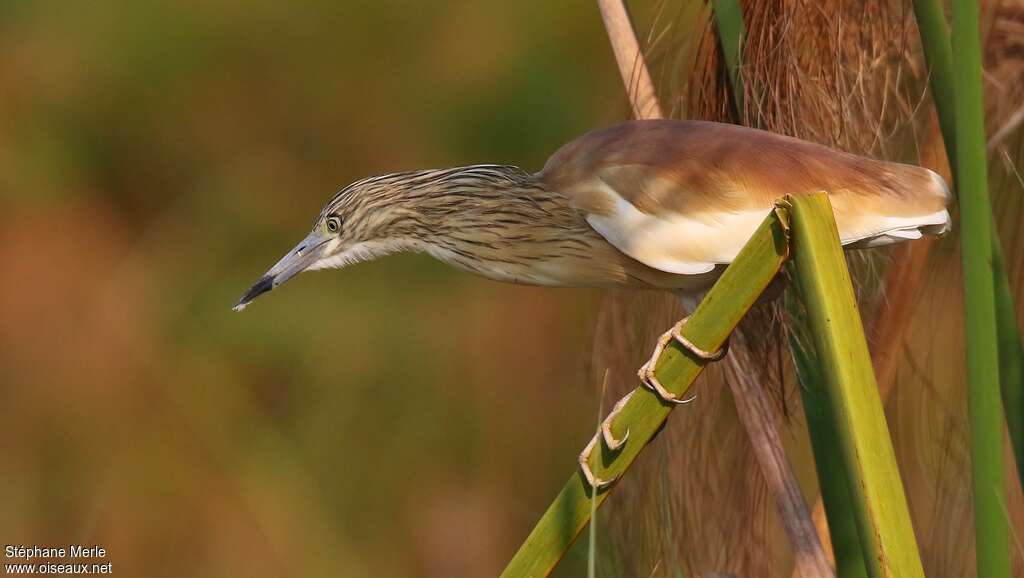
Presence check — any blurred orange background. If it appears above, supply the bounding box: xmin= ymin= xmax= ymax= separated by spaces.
xmin=0 ymin=2 xmax=643 ymax=575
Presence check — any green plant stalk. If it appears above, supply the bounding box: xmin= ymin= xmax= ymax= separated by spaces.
xmin=789 ymin=193 xmax=924 ymax=578
xmin=914 ymin=0 xmax=1024 ymax=499
xmin=787 ymin=290 xmax=869 ymax=578
xmin=951 ymin=0 xmax=1010 ymax=573
xmin=912 ymin=0 xmax=958 ymax=163
xmin=995 ymin=242 xmax=1024 ymax=482
xmin=710 ymin=0 xmax=745 ymax=115
xmin=501 ymin=207 xmax=791 ymax=578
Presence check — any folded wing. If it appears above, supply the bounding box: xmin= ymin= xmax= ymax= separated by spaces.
xmin=538 ymin=120 xmax=951 ymax=275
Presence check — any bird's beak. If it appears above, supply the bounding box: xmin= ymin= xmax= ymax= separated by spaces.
xmin=233 ymin=232 xmax=330 ymax=311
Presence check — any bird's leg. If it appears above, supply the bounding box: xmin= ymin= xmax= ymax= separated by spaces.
xmin=638 ymin=316 xmax=724 ymax=404
xmin=578 ymin=389 xmax=635 ymax=489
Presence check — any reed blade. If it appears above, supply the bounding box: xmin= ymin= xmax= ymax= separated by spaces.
xmin=787 ymin=289 xmax=869 ymax=578
xmin=788 ymin=193 xmax=924 ymax=578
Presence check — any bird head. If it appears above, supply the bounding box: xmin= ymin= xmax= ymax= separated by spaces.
xmin=233 ymin=174 xmax=420 ymax=311
xmin=233 ymin=164 xmax=560 ymax=310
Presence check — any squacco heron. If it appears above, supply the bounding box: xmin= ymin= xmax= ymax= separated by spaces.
xmin=235 ymin=119 xmax=950 ymax=485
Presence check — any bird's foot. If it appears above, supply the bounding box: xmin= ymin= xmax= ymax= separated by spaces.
xmin=578 ymin=390 xmax=635 ymax=489
xmin=600 ymin=390 xmax=634 ymax=450
xmin=638 ymin=316 xmax=725 ymax=404
xmin=668 ymin=315 xmax=727 ymax=361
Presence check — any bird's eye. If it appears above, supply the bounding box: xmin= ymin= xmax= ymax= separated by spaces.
xmin=326 ymin=217 xmax=341 ymax=233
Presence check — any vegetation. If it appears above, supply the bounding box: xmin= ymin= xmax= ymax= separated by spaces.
xmin=913 ymin=0 xmax=1019 ymax=573
xmin=505 ymin=190 xmax=927 ymax=576
xmin=788 ymin=194 xmax=924 ymax=578
xmin=4 ymin=1 xmax=1024 ymax=577
xmin=510 ymin=1 xmax=1024 ymax=576
xmin=502 ymin=208 xmax=790 ymax=577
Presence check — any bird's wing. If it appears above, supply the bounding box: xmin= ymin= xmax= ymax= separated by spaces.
xmin=538 ymin=120 xmax=950 ymax=275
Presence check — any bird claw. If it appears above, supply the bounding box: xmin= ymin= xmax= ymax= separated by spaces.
xmin=638 ymin=316 xmax=724 ymax=404
xmin=639 ymin=360 xmax=698 ymax=405
xmin=579 ymin=313 xmax=726 ymax=487
xmin=579 ymin=390 xmax=635 ymax=489
xmin=579 ymin=432 xmax=616 ymax=490
xmin=600 ymin=390 xmax=634 ymax=450
xmin=668 ymin=316 xmax=727 ymax=361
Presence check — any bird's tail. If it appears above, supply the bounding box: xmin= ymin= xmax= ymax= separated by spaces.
xmin=836 ymin=164 xmax=953 ymax=249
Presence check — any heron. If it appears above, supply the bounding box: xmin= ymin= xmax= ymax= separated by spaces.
xmin=234 ymin=119 xmax=951 ymax=485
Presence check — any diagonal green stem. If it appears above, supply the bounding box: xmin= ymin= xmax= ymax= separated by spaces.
xmin=501 ymin=208 xmax=791 ymax=578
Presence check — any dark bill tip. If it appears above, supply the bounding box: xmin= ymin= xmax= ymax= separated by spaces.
xmin=233 ymin=275 xmax=275 ymax=311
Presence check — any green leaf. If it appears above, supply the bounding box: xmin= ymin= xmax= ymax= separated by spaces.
xmin=788 ymin=193 xmax=924 ymax=578
xmin=787 ymin=288 xmax=869 ymax=578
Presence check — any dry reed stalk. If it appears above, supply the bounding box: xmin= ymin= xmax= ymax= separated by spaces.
xmin=984 ymin=1 xmax=1024 ymax=151
xmin=597 ymin=0 xmax=665 ymax=119
xmin=723 ymin=333 xmax=835 ymax=578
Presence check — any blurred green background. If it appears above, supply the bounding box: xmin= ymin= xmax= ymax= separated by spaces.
xmin=0 ymin=2 xmax=640 ymax=575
